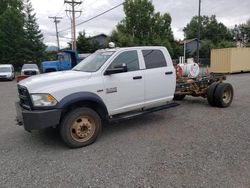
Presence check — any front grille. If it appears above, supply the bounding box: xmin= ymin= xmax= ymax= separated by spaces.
xmin=23 ymin=70 xmax=37 ymax=75
xmin=17 ymin=85 xmax=32 ymax=110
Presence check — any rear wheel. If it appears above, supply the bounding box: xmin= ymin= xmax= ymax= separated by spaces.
xmin=214 ymin=83 xmax=233 ymax=108
xmin=207 ymin=82 xmax=219 ymax=106
xmin=60 ymin=107 xmax=102 ymax=148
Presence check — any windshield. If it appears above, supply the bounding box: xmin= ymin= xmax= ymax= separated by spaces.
xmin=0 ymin=67 xmax=11 ymax=72
xmin=22 ymin=64 xmax=38 ymax=69
xmin=58 ymin=53 xmax=70 ymax=62
xmin=72 ymin=51 xmax=114 ymax=72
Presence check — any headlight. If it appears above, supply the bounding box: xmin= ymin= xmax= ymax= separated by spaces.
xmin=31 ymin=94 xmax=57 ymax=107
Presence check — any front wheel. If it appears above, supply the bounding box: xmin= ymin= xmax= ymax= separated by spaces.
xmin=60 ymin=107 xmax=102 ymax=148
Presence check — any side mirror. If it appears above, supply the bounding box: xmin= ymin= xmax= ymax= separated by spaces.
xmin=104 ymin=64 xmax=127 ymax=75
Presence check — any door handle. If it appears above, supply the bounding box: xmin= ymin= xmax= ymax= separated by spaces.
xmin=165 ymin=71 xmax=173 ymax=75
xmin=133 ymin=76 xmax=142 ymax=80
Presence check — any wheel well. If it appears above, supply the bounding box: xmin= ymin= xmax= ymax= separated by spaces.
xmin=61 ymin=100 xmax=108 ymax=121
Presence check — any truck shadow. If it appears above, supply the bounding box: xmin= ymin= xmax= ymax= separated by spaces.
xmin=101 ymin=112 xmax=173 ymax=137
xmin=32 ymin=128 xmax=66 ymax=149
xmin=29 ymin=112 xmax=170 ymax=149
xmin=177 ymin=97 xmax=211 ymax=107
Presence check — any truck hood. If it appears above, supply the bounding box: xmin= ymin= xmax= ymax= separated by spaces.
xmin=19 ymin=70 xmax=92 ymax=93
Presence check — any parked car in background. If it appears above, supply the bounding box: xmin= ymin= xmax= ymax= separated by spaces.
xmin=21 ymin=64 xmax=40 ymax=76
xmin=0 ymin=64 xmax=15 ymax=81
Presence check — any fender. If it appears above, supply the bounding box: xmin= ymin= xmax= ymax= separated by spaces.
xmin=56 ymin=92 xmax=109 ymax=120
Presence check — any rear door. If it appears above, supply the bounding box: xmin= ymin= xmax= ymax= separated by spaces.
xmin=141 ymin=49 xmax=175 ymax=107
xmin=102 ymin=50 xmax=145 ymax=115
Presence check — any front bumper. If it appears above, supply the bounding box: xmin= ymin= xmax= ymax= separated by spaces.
xmin=0 ymin=75 xmax=11 ymax=80
xmin=15 ymin=102 xmax=61 ymax=132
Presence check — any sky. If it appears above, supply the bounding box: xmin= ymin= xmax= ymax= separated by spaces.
xmin=31 ymin=0 xmax=250 ymax=48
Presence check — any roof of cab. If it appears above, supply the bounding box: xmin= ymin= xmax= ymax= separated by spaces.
xmin=97 ymin=46 xmax=166 ymax=53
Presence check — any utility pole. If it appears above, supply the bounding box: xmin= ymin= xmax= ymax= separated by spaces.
xmin=197 ymin=0 xmax=201 ymax=64
xmin=184 ymin=40 xmax=186 ymax=63
xmin=65 ymin=9 xmax=82 ymax=50
xmin=64 ymin=0 xmax=82 ymax=50
xmin=183 ymin=33 xmax=186 ymax=63
xmin=49 ymin=16 xmax=63 ymax=51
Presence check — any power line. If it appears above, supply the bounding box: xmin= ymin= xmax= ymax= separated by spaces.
xmin=49 ymin=16 xmax=63 ymax=51
xmin=58 ymin=2 xmax=124 ymax=33
xmin=55 ymin=2 xmax=66 ymax=17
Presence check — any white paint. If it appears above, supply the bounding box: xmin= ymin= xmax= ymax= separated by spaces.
xmin=19 ymin=46 xmax=176 ymax=116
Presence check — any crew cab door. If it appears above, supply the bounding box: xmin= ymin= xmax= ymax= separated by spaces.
xmin=141 ymin=49 xmax=176 ymax=107
xmin=102 ymin=50 xmax=144 ymax=115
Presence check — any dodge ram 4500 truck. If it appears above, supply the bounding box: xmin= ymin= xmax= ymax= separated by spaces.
xmin=15 ymin=46 xmax=233 ymax=148
xmin=16 ymin=46 xmax=177 ymax=148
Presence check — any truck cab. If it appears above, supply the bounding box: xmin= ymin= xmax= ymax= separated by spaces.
xmin=41 ymin=50 xmax=80 ymax=73
xmin=16 ymin=46 xmax=176 ymax=148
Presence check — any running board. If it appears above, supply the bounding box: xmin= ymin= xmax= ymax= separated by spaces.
xmin=109 ymin=102 xmax=179 ymax=122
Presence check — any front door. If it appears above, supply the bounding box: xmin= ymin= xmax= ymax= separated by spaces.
xmin=102 ymin=50 xmax=144 ymax=115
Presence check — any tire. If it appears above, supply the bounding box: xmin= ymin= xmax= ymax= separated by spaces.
xmin=214 ymin=83 xmax=234 ymax=108
xmin=173 ymin=94 xmax=186 ymax=101
xmin=207 ymin=82 xmax=219 ymax=106
xmin=60 ymin=107 xmax=102 ymax=148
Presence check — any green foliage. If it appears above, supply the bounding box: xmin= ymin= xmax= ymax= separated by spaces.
xmin=184 ymin=15 xmax=232 ymax=44
xmin=76 ymin=31 xmax=102 ymax=53
xmin=23 ymin=0 xmax=45 ymax=64
xmin=233 ymin=19 xmax=250 ymax=46
xmin=184 ymin=15 xmax=235 ymax=59
xmin=0 ymin=0 xmax=45 ymax=69
xmin=24 ymin=0 xmax=45 ymax=63
xmin=0 ymin=0 xmax=25 ymax=68
xmin=110 ymin=0 xmax=176 ymax=57
xmin=76 ymin=31 xmax=92 ymax=53
xmin=199 ymin=40 xmax=214 ymax=58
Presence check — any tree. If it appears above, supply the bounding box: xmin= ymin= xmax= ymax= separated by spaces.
xmin=109 ymin=0 xmax=175 ymax=56
xmin=233 ymin=19 xmax=250 ymax=47
xmin=0 ymin=0 xmax=46 ymax=69
xmin=23 ymin=0 xmax=45 ymax=64
xmin=183 ymin=15 xmax=234 ymax=59
xmin=184 ymin=15 xmax=232 ymax=45
xmin=0 ymin=0 xmax=26 ymax=69
xmin=76 ymin=31 xmax=101 ymax=53
xmin=76 ymin=31 xmax=90 ymax=53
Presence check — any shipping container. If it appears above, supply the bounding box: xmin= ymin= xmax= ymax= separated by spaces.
xmin=210 ymin=48 xmax=250 ymax=73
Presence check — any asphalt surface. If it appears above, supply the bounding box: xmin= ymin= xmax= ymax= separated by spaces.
xmin=0 ymin=74 xmax=250 ymax=188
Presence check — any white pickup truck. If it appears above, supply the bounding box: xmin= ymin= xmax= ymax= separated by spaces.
xmin=15 ymin=46 xmax=233 ymax=148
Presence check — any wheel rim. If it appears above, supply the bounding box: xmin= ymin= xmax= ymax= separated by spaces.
xmin=70 ymin=115 xmax=96 ymax=142
xmin=222 ymin=88 xmax=232 ymax=104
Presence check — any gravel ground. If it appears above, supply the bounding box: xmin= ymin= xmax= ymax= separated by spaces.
xmin=0 ymin=74 xmax=250 ymax=188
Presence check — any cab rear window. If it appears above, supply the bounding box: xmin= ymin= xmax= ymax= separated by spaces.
xmin=142 ymin=50 xmax=167 ymax=69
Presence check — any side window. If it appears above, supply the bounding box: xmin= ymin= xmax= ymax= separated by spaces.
xmin=108 ymin=50 xmax=139 ymax=72
xmin=142 ymin=50 xmax=167 ymax=69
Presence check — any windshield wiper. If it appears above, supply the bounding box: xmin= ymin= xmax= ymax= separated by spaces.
xmin=72 ymin=69 xmax=82 ymax=71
